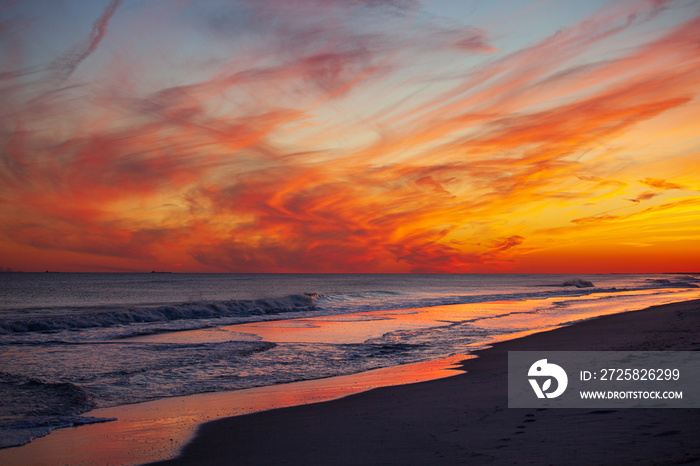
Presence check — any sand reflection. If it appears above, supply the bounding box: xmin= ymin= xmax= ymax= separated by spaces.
xmin=0 ymin=355 xmax=466 ymax=465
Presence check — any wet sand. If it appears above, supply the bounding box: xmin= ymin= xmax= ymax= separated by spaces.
xmin=154 ymin=299 xmax=700 ymax=465
xmin=0 ymin=356 xmax=465 ymax=466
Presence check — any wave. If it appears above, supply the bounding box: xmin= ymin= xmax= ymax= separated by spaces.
xmin=559 ymin=278 xmax=595 ymax=288
xmin=0 ymin=340 xmax=278 ymax=449
xmin=534 ymin=278 xmax=595 ymax=288
xmin=0 ymin=415 xmax=115 ymax=449
xmin=0 ymin=372 xmax=95 ymax=416
xmin=311 ymin=290 xmax=402 ymax=303
xmin=0 ymin=294 xmax=317 ymax=334
xmin=644 ymin=277 xmax=699 ymax=288
xmin=536 ymin=275 xmax=700 ymax=290
xmin=0 ymin=372 xmax=116 ymax=449
xmin=2 ymin=277 xmax=697 ymax=336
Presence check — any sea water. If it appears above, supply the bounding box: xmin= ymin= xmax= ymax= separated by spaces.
xmin=1 ymin=273 xmax=699 ymax=449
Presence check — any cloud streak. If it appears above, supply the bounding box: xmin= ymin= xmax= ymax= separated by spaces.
xmin=50 ymin=0 xmax=123 ymax=82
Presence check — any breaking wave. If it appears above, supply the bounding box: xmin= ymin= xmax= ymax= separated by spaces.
xmin=0 ymin=294 xmax=317 ymax=334
xmin=0 ymin=372 xmax=115 ymax=449
xmin=644 ymin=277 xmax=700 ymax=288
xmin=559 ymin=278 xmax=595 ymax=288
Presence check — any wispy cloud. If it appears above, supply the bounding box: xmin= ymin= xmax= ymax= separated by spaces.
xmin=0 ymin=0 xmax=699 ymax=272
xmin=640 ymin=178 xmax=684 ymax=191
xmin=50 ymin=0 xmax=123 ymax=83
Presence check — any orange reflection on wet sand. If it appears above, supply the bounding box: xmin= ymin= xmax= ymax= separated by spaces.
xmin=128 ymin=308 xmax=458 ymax=345
xmin=130 ymin=289 xmax=697 ymax=347
xmin=0 ymin=355 xmax=467 ymax=466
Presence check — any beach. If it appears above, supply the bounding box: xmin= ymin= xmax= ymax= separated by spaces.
xmin=154 ymin=298 xmax=700 ymax=466
xmin=1 ymin=276 xmax=699 ymax=465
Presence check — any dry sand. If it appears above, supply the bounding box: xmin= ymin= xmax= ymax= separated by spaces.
xmin=153 ymin=299 xmax=700 ymax=466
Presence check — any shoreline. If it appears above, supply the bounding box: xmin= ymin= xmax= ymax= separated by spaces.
xmin=155 ymin=298 xmax=700 ymax=465
xmin=1 ymin=297 xmax=698 ymax=465
xmin=0 ymin=354 xmax=467 ymax=465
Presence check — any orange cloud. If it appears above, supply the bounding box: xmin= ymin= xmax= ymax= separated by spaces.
xmin=0 ymin=0 xmax=699 ymax=272
xmin=640 ymin=178 xmax=684 ymax=190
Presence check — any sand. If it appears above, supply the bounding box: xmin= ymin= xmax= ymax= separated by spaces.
xmin=153 ymin=299 xmax=700 ymax=465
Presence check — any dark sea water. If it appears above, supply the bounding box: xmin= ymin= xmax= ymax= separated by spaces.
xmin=1 ymin=273 xmax=699 ymax=449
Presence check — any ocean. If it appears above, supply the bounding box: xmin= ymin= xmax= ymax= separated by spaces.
xmin=1 ymin=272 xmax=699 ymax=450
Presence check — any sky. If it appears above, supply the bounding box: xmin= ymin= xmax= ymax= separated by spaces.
xmin=0 ymin=0 xmax=699 ymax=273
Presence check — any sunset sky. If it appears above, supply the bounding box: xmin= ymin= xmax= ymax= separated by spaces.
xmin=1 ymin=0 xmax=699 ymax=273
